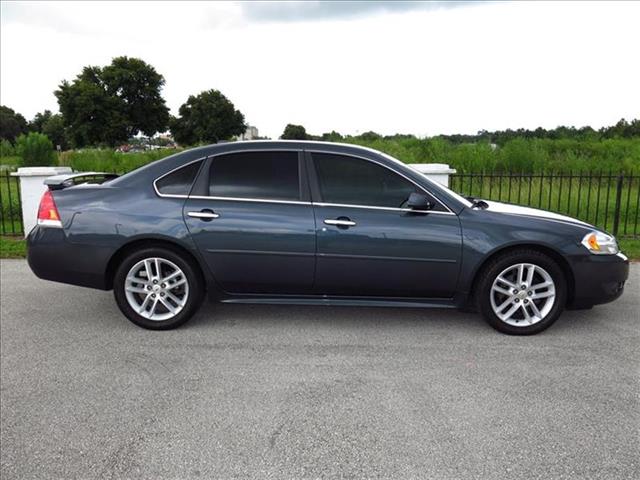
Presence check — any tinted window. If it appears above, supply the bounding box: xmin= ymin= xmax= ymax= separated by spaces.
xmin=209 ymin=151 xmax=300 ymax=201
xmin=156 ymin=161 xmax=202 ymax=195
xmin=313 ymin=153 xmax=421 ymax=208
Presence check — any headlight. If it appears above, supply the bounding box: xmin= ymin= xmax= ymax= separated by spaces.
xmin=581 ymin=231 xmax=619 ymax=255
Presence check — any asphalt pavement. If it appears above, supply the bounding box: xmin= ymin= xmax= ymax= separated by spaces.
xmin=1 ymin=259 xmax=638 ymax=479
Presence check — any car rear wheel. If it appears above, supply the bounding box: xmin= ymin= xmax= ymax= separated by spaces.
xmin=478 ymin=249 xmax=567 ymax=335
xmin=113 ymin=247 xmax=204 ymax=329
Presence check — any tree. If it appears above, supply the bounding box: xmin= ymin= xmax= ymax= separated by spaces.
xmin=29 ymin=110 xmax=54 ymax=133
xmin=55 ymin=57 xmax=169 ymax=147
xmin=321 ymin=130 xmax=343 ymax=142
xmin=0 ymin=105 xmax=28 ymax=142
xmin=15 ymin=132 xmax=55 ymax=166
xmin=359 ymin=131 xmax=382 ymax=141
xmin=170 ymin=90 xmax=245 ymax=145
xmin=42 ymin=114 xmax=69 ymax=150
xmin=100 ymin=57 xmax=170 ymax=138
xmin=281 ymin=124 xmax=309 ymax=140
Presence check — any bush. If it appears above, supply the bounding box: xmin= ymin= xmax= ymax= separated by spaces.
xmin=0 ymin=139 xmax=15 ymax=157
xmin=15 ymin=132 xmax=55 ymax=166
xmin=340 ymin=136 xmax=640 ymax=173
xmin=57 ymin=148 xmax=179 ymax=173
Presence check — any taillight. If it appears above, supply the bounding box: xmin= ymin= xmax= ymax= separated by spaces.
xmin=37 ymin=189 xmax=62 ymax=228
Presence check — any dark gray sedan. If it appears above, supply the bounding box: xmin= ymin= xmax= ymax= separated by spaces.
xmin=27 ymin=141 xmax=629 ymax=334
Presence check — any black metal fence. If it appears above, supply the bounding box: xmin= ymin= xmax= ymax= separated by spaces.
xmin=451 ymin=171 xmax=640 ymax=237
xmin=0 ymin=170 xmax=23 ymax=236
xmin=1 ymin=169 xmax=639 ymax=238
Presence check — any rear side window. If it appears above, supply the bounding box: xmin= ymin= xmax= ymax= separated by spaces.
xmin=156 ymin=161 xmax=202 ymax=196
xmin=313 ymin=153 xmax=421 ymax=208
xmin=209 ymin=151 xmax=300 ymax=201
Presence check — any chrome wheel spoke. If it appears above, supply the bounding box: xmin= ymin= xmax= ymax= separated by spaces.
xmin=148 ymin=296 xmax=160 ymax=316
xmin=531 ymin=280 xmax=553 ymax=291
xmin=124 ymin=257 xmax=189 ymax=321
xmin=495 ymin=296 xmax=515 ymax=313
xmin=138 ymin=293 xmax=152 ymax=313
xmin=496 ymin=275 xmax=517 ymax=289
xmin=165 ymin=291 xmax=184 ymax=307
xmin=493 ymin=285 xmax=512 ymax=297
xmin=162 ymin=270 xmax=182 ymax=283
xmin=525 ymin=264 xmax=535 ymax=286
xmin=143 ymin=259 xmax=153 ymax=280
xmin=500 ymin=302 xmax=521 ymax=321
xmin=517 ymin=264 xmax=525 ymax=285
xmin=159 ymin=296 xmax=176 ymax=314
xmin=531 ymin=290 xmax=554 ymax=300
xmin=168 ymin=278 xmax=186 ymax=289
xmin=126 ymin=285 xmax=148 ymax=294
xmin=529 ymin=301 xmax=542 ymax=319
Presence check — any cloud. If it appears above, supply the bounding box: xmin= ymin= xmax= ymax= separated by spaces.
xmin=0 ymin=1 xmax=91 ymax=34
xmin=240 ymin=1 xmax=482 ymax=23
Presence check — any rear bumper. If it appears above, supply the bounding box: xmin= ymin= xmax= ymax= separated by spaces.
xmin=27 ymin=225 xmax=111 ymax=290
xmin=568 ymin=252 xmax=629 ymax=308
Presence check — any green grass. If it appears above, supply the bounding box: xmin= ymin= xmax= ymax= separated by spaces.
xmin=619 ymin=239 xmax=640 ymax=259
xmin=0 ymin=156 xmax=22 ymax=168
xmin=0 ymin=236 xmax=26 ymax=258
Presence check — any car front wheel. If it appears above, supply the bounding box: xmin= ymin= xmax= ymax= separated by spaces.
xmin=478 ymin=250 xmax=567 ymax=335
xmin=113 ymin=247 xmax=204 ymax=330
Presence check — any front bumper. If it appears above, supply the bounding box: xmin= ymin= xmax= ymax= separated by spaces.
xmin=568 ymin=251 xmax=629 ymax=309
xmin=27 ymin=225 xmax=112 ymax=290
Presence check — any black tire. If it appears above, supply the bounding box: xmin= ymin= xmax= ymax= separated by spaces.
xmin=113 ymin=246 xmax=204 ymax=330
xmin=477 ymin=249 xmax=567 ymax=335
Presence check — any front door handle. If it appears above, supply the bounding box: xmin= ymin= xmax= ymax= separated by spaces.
xmin=188 ymin=209 xmax=220 ymax=220
xmin=324 ymin=218 xmax=356 ymax=227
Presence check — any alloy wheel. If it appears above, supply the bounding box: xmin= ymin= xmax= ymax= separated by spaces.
xmin=124 ymin=257 xmax=189 ymax=321
xmin=489 ymin=262 xmax=556 ymax=327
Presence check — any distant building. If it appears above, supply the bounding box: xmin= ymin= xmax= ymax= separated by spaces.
xmin=237 ymin=125 xmax=259 ymax=141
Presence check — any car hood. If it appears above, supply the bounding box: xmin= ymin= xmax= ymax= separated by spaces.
xmin=482 ymin=200 xmax=593 ymax=229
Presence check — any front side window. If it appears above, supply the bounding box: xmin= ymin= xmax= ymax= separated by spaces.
xmin=209 ymin=151 xmax=300 ymax=201
xmin=156 ymin=160 xmax=202 ymax=196
xmin=313 ymin=153 xmax=431 ymax=209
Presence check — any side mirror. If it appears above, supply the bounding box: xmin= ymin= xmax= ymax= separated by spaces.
xmin=406 ymin=192 xmax=433 ymax=210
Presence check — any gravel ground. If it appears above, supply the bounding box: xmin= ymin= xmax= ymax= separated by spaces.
xmin=1 ymin=259 xmax=638 ymax=480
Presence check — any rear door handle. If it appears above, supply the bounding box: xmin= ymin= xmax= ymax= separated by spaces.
xmin=324 ymin=218 xmax=356 ymax=227
xmin=188 ymin=210 xmax=220 ymax=220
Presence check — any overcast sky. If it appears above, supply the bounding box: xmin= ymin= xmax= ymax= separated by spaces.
xmin=1 ymin=1 xmax=639 ymax=138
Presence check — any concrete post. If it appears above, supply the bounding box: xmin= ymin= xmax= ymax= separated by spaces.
xmin=410 ymin=163 xmax=457 ymax=187
xmin=11 ymin=166 xmax=72 ymax=237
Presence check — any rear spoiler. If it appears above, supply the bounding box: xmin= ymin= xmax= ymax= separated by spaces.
xmin=44 ymin=172 xmax=119 ymax=191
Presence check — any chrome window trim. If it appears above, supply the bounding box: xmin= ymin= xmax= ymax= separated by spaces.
xmin=305 ymin=149 xmax=454 ymax=214
xmin=182 ymin=195 xmax=454 ymax=215
xmin=312 ymin=202 xmax=456 ymax=216
xmin=153 ymin=158 xmax=206 ymax=198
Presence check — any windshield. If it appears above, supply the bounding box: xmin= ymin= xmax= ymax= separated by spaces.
xmin=378 ymin=152 xmax=473 ymax=208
